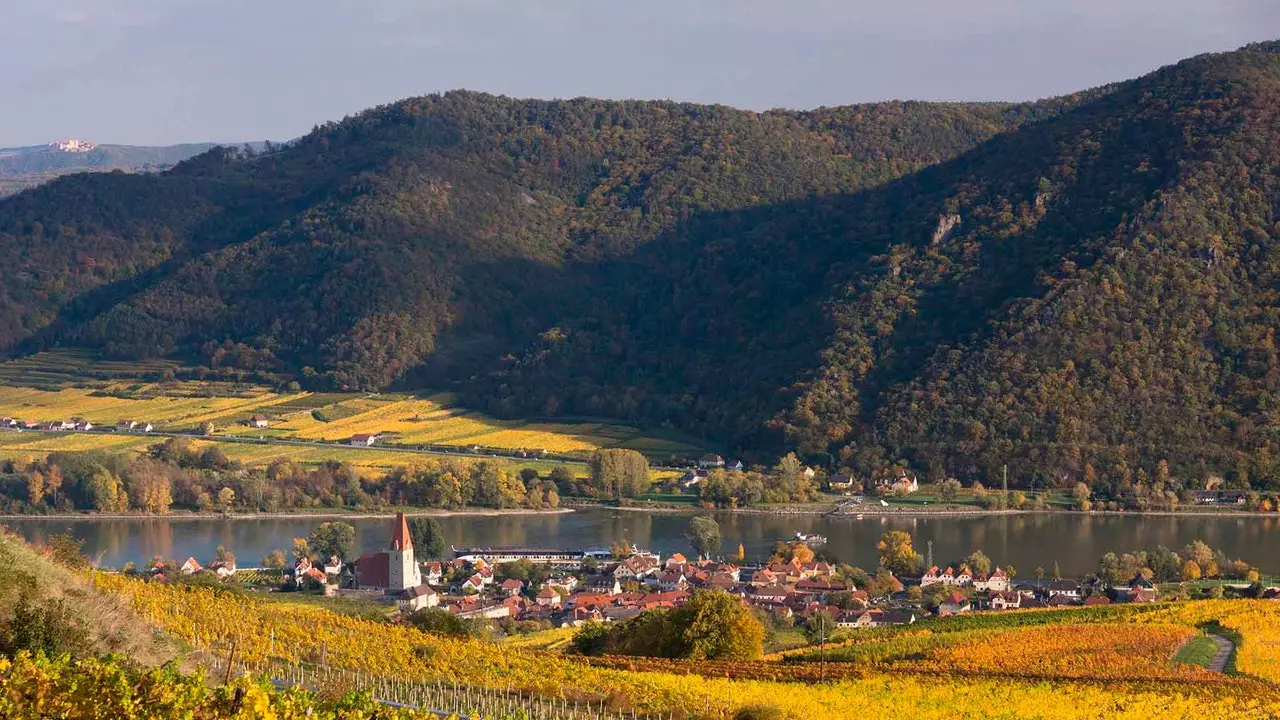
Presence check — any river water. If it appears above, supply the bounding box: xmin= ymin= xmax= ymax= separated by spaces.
xmin=5 ymin=509 xmax=1278 ymax=575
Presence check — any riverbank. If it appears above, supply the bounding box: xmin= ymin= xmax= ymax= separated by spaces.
xmin=590 ymin=501 xmax=1280 ymax=520
xmin=0 ymin=507 xmax=574 ymax=522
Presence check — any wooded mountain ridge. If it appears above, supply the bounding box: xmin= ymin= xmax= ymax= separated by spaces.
xmin=4 ymin=42 xmax=1280 ymax=490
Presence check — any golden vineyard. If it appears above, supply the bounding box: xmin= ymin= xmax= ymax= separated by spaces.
xmin=90 ymin=573 xmax=1280 ymax=719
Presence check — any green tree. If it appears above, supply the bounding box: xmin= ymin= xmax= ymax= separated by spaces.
xmin=665 ymin=590 xmax=764 ymax=660
xmin=965 ymin=549 xmax=992 ymax=576
xmin=1072 ymin=482 xmax=1091 ymax=511
xmin=409 ymin=517 xmax=447 ymax=561
xmin=589 ymin=449 xmax=650 ymax=498
xmin=307 ymin=522 xmax=355 ymax=562
xmin=408 ymin=608 xmax=480 ymax=638
xmin=803 ymin=610 xmax=837 ymax=645
xmin=687 ymin=515 xmax=722 ymax=559
xmin=262 ymin=550 xmax=287 ymax=569
xmin=935 ymin=478 xmax=961 ymax=504
xmin=877 ymin=530 xmax=918 ymax=576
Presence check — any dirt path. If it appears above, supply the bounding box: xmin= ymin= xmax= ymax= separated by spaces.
xmin=1206 ymin=634 xmax=1235 ymax=673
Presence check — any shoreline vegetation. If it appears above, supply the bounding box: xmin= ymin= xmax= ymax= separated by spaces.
xmin=2 ymin=501 xmax=1277 ymax=522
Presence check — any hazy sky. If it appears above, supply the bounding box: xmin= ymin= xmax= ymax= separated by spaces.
xmin=3 ymin=0 xmax=1279 ymax=146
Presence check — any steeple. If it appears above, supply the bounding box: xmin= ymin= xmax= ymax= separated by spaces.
xmin=390 ymin=512 xmax=413 ymax=552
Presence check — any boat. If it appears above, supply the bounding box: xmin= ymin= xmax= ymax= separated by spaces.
xmin=793 ymin=531 xmax=827 ymax=546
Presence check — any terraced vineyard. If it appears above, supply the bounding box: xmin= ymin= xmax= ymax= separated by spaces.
xmin=0 ymin=351 xmax=708 ymax=463
xmin=95 ymin=573 xmax=1280 ymax=719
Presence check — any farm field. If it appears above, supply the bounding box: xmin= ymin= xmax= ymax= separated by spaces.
xmin=95 ymin=572 xmax=1280 ymax=719
xmin=0 ymin=351 xmax=708 ymax=462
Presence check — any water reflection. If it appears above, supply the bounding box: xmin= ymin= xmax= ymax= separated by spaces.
xmin=3 ymin=509 xmax=1277 ymax=574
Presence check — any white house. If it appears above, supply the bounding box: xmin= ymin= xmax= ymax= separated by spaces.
xmin=397 ymin=585 xmax=439 ymax=613
xmin=349 ymin=433 xmax=380 ymax=447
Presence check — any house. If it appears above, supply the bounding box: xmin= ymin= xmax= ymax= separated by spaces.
xmin=920 ymin=566 xmax=943 ymax=587
xmin=664 ymin=553 xmax=688 ymax=569
xmin=922 ymin=566 xmax=961 ymax=587
xmin=1083 ymin=594 xmax=1112 ymax=606
xmin=829 ymin=473 xmax=858 ymax=494
xmin=180 ymin=557 xmax=202 ymax=575
xmin=72 ymin=418 xmax=93 ymax=431
xmin=836 ymin=610 xmax=879 ymax=629
xmin=499 ymin=579 xmax=525 ymax=597
xmin=535 ymin=588 xmax=564 ymax=607
xmin=873 ymin=611 xmax=916 ymax=627
xmin=747 ymin=586 xmax=792 ymax=603
xmin=938 ymin=591 xmax=972 ymax=616
xmin=1044 ymin=580 xmax=1082 ymax=600
xmin=455 ymin=601 xmax=511 ymax=620
xmin=1118 ymin=575 xmax=1159 ymax=603
xmin=728 ymin=460 xmax=745 ymax=471
xmin=802 ymin=467 xmax=817 ymax=480
xmin=461 ymin=574 xmax=486 ymax=593
xmin=583 ymin=574 xmax=622 ymax=595
xmin=973 ymin=568 xmax=1011 ymax=592
xmin=749 ymin=567 xmax=780 ymax=587
xmin=398 ymin=585 xmax=440 ymax=612
xmin=116 ymin=420 xmax=137 ymax=431
xmin=987 ymin=591 xmax=1022 ymax=610
xmin=954 ymin=566 xmax=973 ymax=587
xmin=679 ymin=469 xmax=708 ymax=489
xmin=698 ymin=454 xmax=726 ymax=469
xmin=890 ymin=469 xmax=919 ymax=494
xmin=349 ymin=433 xmax=381 ymax=447
xmin=1194 ymin=490 xmax=1250 ymax=505
xmin=209 ymin=560 xmax=237 ymax=579
xmin=794 ymin=580 xmax=843 ymax=596
xmin=423 ymin=562 xmax=444 ymax=585
xmin=614 ymin=554 xmax=660 ymax=580
xmin=248 ymin=414 xmax=269 ymax=429
xmin=323 ymin=555 xmax=343 ymax=576
xmin=657 ymin=570 xmax=689 ymax=592
xmin=136 ymin=422 xmax=154 ymax=433
xmin=545 ymin=575 xmax=578 ymax=593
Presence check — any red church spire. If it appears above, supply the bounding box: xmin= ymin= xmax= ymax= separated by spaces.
xmin=391 ymin=512 xmax=413 ymax=552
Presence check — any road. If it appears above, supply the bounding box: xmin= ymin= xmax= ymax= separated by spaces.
xmin=1206 ymin=633 xmax=1235 ymax=673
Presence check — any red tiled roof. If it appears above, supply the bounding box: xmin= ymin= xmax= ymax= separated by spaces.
xmin=391 ymin=513 xmax=413 ymax=552
xmin=355 ymin=552 xmax=390 ymax=588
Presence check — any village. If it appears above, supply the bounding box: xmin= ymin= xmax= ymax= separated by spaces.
xmin=138 ymin=512 xmax=1276 ymax=644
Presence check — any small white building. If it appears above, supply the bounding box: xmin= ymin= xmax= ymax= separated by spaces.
xmin=349 ymin=433 xmax=380 ymax=447
xmin=398 ymin=585 xmax=440 ymax=613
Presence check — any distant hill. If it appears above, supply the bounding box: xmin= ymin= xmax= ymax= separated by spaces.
xmin=4 ymin=42 xmax=1280 ymax=491
xmin=0 ymin=142 xmax=259 ymax=197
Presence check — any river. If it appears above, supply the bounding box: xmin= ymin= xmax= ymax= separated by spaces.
xmin=4 ymin=509 xmax=1278 ymax=575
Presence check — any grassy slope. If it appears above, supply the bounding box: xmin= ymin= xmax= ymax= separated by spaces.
xmin=0 ymin=529 xmax=177 ymax=665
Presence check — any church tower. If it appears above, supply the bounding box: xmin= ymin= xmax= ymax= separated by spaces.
xmin=387 ymin=512 xmax=421 ymax=592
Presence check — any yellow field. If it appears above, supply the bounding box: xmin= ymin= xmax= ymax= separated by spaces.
xmin=0 ymin=385 xmax=309 ymax=429
xmin=0 ymin=348 xmax=708 ymax=466
xmin=0 ymin=376 xmax=705 ymax=460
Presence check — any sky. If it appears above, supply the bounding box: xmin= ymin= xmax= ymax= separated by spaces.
xmin=2 ymin=0 xmax=1279 ymax=146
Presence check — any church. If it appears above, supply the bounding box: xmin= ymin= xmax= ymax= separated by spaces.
xmin=350 ymin=513 xmax=423 ymax=595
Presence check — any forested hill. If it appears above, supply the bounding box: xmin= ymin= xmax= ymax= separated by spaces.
xmin=4 ymin=42 xmax=1280 ymax=489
